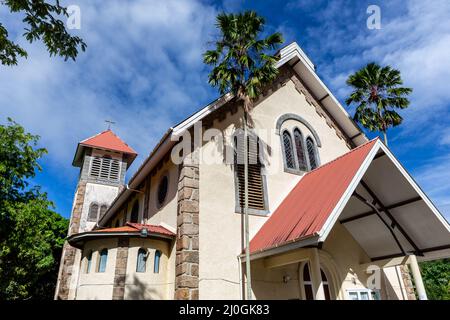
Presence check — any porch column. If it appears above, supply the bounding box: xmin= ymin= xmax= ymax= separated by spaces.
xmin=408 ymin=255 xmax=428 ymax=300
xmin=310 ymin=248 xmax=326 ymax=300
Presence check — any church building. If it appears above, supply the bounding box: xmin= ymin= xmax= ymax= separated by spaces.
xmin=55 ymin=42 xmax=450 ymax=300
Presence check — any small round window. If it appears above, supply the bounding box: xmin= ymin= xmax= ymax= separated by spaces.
xmin=157 ymin=175 xmax=168 ymax=206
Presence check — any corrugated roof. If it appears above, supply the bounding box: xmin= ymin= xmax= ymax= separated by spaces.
xmin=250 ymin=139 xmax=378 ymax=254
xmin=80 ymin=129 xmax=137 ymax=155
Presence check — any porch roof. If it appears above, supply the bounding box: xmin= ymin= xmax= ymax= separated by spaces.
xmin=249 ymin=139 xmax=450 ymax=261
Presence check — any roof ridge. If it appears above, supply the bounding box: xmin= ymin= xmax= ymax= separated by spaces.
xmin=80 ymin=129 xmax=137 ymax=154
xmin=303 ymin=137 xmax=378 ymax=177
xmin=107 ymin=129 xmax=135 ymax=151
xmin=80 ymin=129 xmax=111 ymax=144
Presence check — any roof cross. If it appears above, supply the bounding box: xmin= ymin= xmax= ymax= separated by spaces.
xmin=105 ymin=120 xmax=116 ymax=130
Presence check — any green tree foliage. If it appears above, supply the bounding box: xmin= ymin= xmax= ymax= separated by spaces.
xmin=345 ymin=62 xmax=412 ymax=145
xmin=420 ymin=259 xmax=450 ymax=300
xmin=0 ymin=118 xmax=68 ymax=300
xmin=203 ymin=11 xmax=283 ymax=114
xmin=0 ymin=0 xmax=86 ymax=66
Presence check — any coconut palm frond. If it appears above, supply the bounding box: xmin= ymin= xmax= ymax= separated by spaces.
xmin=346 ymin=62 xmax=412 ymax=145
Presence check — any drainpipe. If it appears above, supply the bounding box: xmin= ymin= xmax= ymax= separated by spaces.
xmin=409 ymin=255 xmax=428 ymax=300
xmin=238 ymin=256 xmax=243 ymax=300
xmin=125 ymin=184 xmax=145 ymax=194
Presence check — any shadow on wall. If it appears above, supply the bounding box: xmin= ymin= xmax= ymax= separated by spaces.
xmin=125 ymin=274 xmax=162 ymax=300
xmin=381 ymin=268 xmax=401 ymax=300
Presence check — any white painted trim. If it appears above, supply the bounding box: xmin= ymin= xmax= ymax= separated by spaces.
xmin=318 ymin=139 xmax=450 ymax=245
xmin=159 ymin=222 xmax=176 ymax=234
xmin=378 ymin=143 xmax=450 ymax=232
xmin=172 ymin=93 xmax=233 ymax=136
xmin=318 ymin=140 xmax=382 ymax=242
xmin=100 ymin=41 xmax=367 ymax=225
xmin=346 ymin=288 xmax=381 ymax=300
xmin=68 ymin=231 xmax=175 ymax=247
xmin=172 ymin=42 xmax=362 ymax=141
xmin=245 ymin=235 xmax=320 ymax=261
xmin=276 ymin=42 xmax=315 ymax=71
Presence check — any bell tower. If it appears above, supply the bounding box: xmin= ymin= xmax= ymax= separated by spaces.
xmin=55 ymin=129 xmax=137 ymax=300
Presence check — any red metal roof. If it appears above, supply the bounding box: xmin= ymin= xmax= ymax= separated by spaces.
xmin=95 ymin=222 xmax=175 ymax=237
xmin=80 ymin=129 xmax=137 ymax=155
xmin=250 ymin=139 xmax=378 ymax=254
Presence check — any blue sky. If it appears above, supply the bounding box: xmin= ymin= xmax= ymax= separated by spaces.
xmin=1 ymin=0 xmax=449 ymax=220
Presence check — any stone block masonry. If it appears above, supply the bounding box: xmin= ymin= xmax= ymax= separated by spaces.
xmin=175 ymin=153 xmax=200 ymax=300
xmin=55 ymin=182 xmax=86 ymax=300
xmin=112 ymin=238 xmax=129 ymax=300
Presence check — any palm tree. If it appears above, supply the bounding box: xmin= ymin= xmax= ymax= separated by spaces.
xmin=203 ymin=11 xmax=283 ymax=300
xmin=346 ymin=62 xmax=412 ymax=146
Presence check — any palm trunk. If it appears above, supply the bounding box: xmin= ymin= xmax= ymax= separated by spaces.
xmin=243 ymin=110 xmax=252 ymax=300
xmin=383 ymin=130 xmax=388 ymax=146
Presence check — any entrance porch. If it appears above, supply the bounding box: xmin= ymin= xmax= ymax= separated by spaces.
xmin=247 ymin=139 xmax=450 ymax=300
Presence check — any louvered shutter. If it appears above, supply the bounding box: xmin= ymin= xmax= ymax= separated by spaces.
xmin=90 ymin=157 xmax=101 ymax=178
xmin=110 ymin=160 xmax=120 ymax=180
xmin=235 ymin=134 xmax=265 ymax=211
xmin=90 ymin=156 xmax=121 ymax=181
xmin=100 ymin=157 xmax=111 ymax=179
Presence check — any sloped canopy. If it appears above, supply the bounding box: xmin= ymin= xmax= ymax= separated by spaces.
xmin=72 ymin=129 xmax=137 ymax=167
xmin=67 ymin=222 xmax=175 ymax=249
xmin=250 ymin=139 xmax=450 ymax=261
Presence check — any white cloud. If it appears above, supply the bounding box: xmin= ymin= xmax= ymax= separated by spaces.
xmin=295 ymin=0 xmax=450 ymax=219
xmin=0 ymin=0 xmax=218 ymax=176
xmin=317 ymin=1 xmax=450 ymax=132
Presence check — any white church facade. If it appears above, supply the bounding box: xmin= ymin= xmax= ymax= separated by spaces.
xmin=55 ymin=42 xmax=450 ymax=300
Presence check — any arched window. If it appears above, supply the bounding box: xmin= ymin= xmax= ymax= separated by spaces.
xmin=136 ymin=248 xmax=147 ymax=273
xmin=306 ymin=137 xmax=318 ymax=170
xmin=293 ymin=129 xmax=307 ymax=171
xmin=85 ymin=251 xmax=92 ymax=273
xmin=303 ymin=263 xmax=314 ymax=300
xmin=302 ymin=263 xmax=331 ymax=300
xmin=98 ymin=249 xmax=108 ymax=272
xmin=282 ymin=131 xmax=295 ymax=169
xmin=321 ymin=269 xmax=331 ymax=300
xmin=88 ymin=203 xmax=99 ymax=222
xmin=99 ymin=205 xmax=108 ymax=219
xmin=154 ymin=250 xmax=161 ymax=273
xmin=130 ymin=201 xmax=139 ymax=223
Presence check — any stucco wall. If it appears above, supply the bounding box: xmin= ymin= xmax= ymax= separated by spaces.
xmin=116 ymin=160 xmax=178 ymax=231
xmin=146 ymin=161 xmax=178 ymax=230
xmin=252 ymin=260 xmax=300 ymax=300
xmin=198 ymin=79 xmax=351 ymax=299
xmin=75 ymin=237 xmax=174 ymax=300
xmin=124 ymin=238 xmax=173 ymax=300
xmin=76 ymin=238 xmax=118 ymax=300
xmin=80 ymin=182 xmax=119 ymax=232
